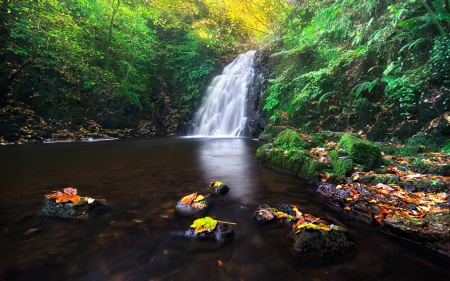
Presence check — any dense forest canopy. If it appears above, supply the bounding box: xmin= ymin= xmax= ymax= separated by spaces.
xmin=0 ymin=0 xmax=449 ymax=147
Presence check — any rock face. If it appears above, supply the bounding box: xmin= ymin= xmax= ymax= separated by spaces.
xmin=184 ymin=222 xmax=235 ymax=241
xmin=381 ymin=212 xmax=450 ymax=256
xmin=42 ymin=198 xmax=91 ymax=218
xmin=242 ymin=50 xmax=269 ymax=138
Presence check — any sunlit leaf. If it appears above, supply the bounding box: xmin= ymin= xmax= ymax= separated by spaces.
xmin=194 ymin=194 xmax=205 ymax=202
xmin=190 ymin=216 xmax=218 ymax=234
xmin=181 ymin=193 xmax=198 ymax=205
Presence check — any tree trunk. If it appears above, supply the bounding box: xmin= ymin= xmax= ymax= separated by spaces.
xmin=418 ymin=0 xmax=447 ymax=37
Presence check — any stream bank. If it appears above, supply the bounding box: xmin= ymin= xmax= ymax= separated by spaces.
xmin=255 ymin=129 xmax=450 ymax=256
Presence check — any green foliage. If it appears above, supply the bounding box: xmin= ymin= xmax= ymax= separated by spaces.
xmin=2 ymin=0 xmax=267 ymax=134
xmin=262 ymin=0 xmax=450 ymax=133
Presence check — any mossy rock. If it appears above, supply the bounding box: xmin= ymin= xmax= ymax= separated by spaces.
xmin=258 ymin=125 xmax=287 ymax=141
xmin=42 ymin=198 xmax=91 ymax=218
xmin=331 ymin=157 xmax=354 ymax=182
xmin=298 ymin=160 xmax=331 ymax=181
xmin=292 ymin=229 xmax=353 ymax=258
xmin=338 ymin=134 xmax=381 ymax=170
xmin=274 ymin=129 xmax=310 ymax=150
xmin=255 ymin=143 xmax=272 ymax=160
xmin=265 ymin=147 xmax=311 ymax=176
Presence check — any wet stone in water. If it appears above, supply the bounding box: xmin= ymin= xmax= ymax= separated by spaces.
xmin=175 ymin=193 xmax=211 ymax=217
xmin=42 ymin=198 xmax=91 ymax=218
xmin=253 ymin=203 xmax=353 ymax=258
xmin=184 ymin=222 xmax=235 ymax=241
xmin=208 ymin=181 xmax=230 ymax=195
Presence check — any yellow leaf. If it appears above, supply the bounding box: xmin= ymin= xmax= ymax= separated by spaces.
xmin=194 ymin=194 xmax=205 ymax=202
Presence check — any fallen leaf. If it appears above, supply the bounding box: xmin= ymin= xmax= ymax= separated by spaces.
xmin=194 ymin=194 xmax=205 ymax=202
xmin=344 ymin=206 xmax=350 ymax=211
xmin=181 ymin=193 xmax=198 ymax=205
xmin=45 ymin=187 xmax=81 ymax=204
xmin=190 ymin=217 xmax=217 ymax=234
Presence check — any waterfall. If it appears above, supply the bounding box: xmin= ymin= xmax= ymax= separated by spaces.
xmin=191 ymin=50 xmax=256 ymax=137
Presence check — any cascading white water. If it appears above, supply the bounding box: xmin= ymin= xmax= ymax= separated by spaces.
xmin=191 ymin=50 xmax=256 ymax=136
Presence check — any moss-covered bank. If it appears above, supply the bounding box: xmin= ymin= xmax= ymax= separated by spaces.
xmin=255 ymin=129 xmax=450 ymax=256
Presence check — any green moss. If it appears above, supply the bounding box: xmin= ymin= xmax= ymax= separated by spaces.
xmin=255 ymin=143 xmax=272 ymax=160
xmin=332 ymin=157 xmax=354 ymax=182
xmin=309 ymin=133 xmax=326 ymax=147
xmin=274 ymin=129 xmax=310 ymax=150
xmin=307 ymin=160 xmax=331 ymax=181
xmin=442 ymin=140 xmax=450 ymax=155
xmin=299 ymin=159 xmax=311 ymax=178
xmin=258 ymin=125 xmax=288 ymax=141
xmin=266 ymin=147 xmax=310 ymax=176
xmin=338 ymin=134 xmax=381 ymax=170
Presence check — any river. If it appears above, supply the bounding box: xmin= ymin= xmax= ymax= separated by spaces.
xmin=0 ymin=137 xmax=449 ymax=280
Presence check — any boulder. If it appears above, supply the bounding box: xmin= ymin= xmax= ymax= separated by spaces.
xmin=253 ymin=203 xmax=353 ymax=258
xmin=291 ymin=228 xmax=352 ymax=258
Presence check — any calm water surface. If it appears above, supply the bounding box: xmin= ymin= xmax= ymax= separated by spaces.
xmin=0 ymin=137 xmax=449 ymax=281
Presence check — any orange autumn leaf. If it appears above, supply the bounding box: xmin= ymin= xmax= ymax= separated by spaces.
xmin=45 ymin=187 xmax=81 ymax=204
xmin=344 ymin=206 xmax=350 ymax=211
xmin=374 ymin=214 xmax=383 ymax=223
xmin=181 ymin=193 xmax=198 ymax=205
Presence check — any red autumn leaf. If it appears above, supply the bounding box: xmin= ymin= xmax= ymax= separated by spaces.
xmin=45 ymin=187 xmax=81 ymax=204
xmin=181 ymin=193 xmax=198 ymax=205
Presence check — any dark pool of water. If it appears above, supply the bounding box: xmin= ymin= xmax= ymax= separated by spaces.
xmin=0 ymin=137 xmax=449 ymax=281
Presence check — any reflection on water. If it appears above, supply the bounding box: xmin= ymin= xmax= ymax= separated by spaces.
xmin=0 ymin=137 xmax=449 ymax=281
xmin=196 ymin=138 xmax=257 ymax=199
